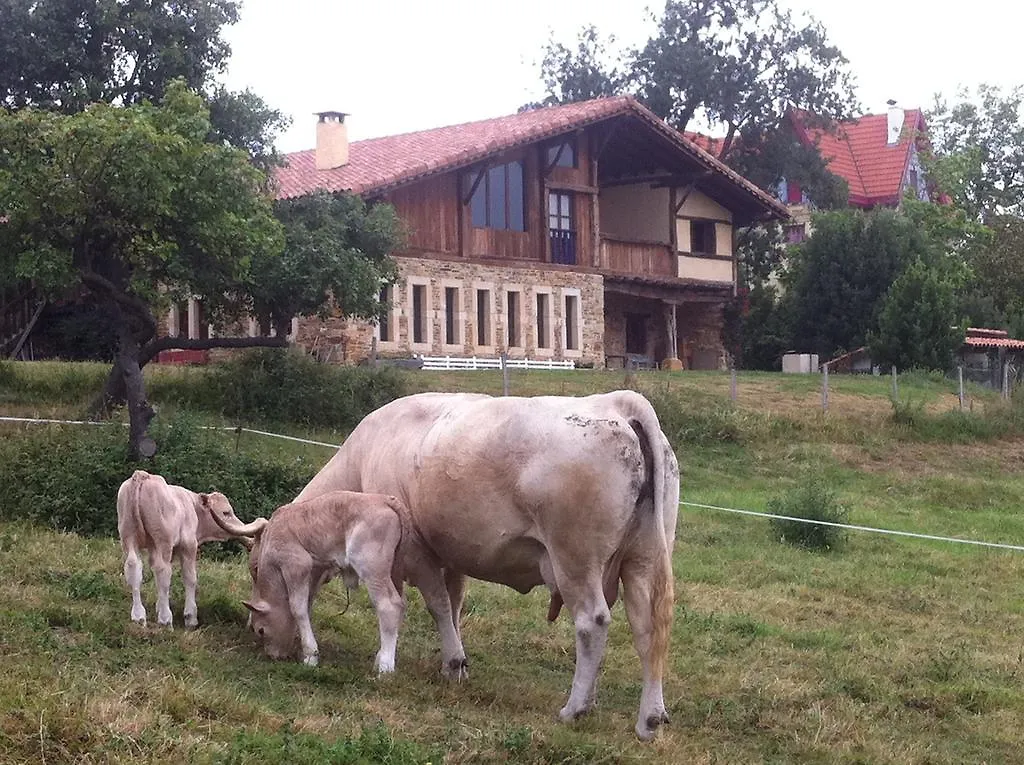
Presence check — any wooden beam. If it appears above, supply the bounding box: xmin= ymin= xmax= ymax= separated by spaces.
xmin=544 ymin=181 xmax=600 ymax=195
xmin=544 ymin=142 xmax=566 ymax=176
xmin=461 ymin=166 xmax=486 ymax=206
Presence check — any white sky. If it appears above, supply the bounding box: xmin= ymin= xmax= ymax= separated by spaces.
xmin=220 ymin=0 xmax=1020 ymax=153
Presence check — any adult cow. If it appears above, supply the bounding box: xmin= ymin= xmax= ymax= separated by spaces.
xmin=289 ymin=390 xmax=679 ymax=740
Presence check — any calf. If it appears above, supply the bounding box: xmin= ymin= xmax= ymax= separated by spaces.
xmin=116 ymin=470 xmax=268 ymax=628
xmin=213 ymin=490 xmax=408 ymax=673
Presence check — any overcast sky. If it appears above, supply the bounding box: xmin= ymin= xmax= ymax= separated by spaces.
xmin=220 ymin=0 xmax=1019 ymax=153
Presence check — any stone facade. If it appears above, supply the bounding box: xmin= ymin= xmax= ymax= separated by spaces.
xmin=293 ymin=255 xmax=606 ymax=366
xmin=604 ymin=292 xmax=727 ymax=370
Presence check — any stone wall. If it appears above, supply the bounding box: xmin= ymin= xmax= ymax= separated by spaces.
xmin=604 ymin=292 xmax=726 ymax=370
xmin=293 ymin=255 xmax=606 ymax=366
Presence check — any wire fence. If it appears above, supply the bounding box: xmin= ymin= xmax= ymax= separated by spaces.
xmin=3 ymin=414 xmax=1021 ymax=554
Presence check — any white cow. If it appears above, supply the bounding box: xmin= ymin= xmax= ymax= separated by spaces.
xmin=116 ymin=470 xmax=268 ymax=628
xmin=213 ymin=490 xmax=409 ymax=672
xmin=288 ymin=390 xmax=680 ymax=740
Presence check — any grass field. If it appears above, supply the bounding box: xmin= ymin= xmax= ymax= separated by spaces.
xmin=1 ymin=361 xmax=1023 ymax=763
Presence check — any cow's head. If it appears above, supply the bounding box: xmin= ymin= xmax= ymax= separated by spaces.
xmin=199 ymin=492 xmax=268 ymax=544
xmin=243 ymin=596 xmax=297 ymax=660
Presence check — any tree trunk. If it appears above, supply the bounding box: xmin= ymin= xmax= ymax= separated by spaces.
xmin=115 ymin=318 xmax=156 ymax=459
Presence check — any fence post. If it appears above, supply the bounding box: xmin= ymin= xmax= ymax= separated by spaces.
xmin=1003 ymin=361 xmax=1010 ymax=401
xmin=958 ymin=366 xmax=965 ymax=411
xmin=822 ymin=363 xmax=830 ymax=412
xmin=730 ymin=366 xmax=737 ymax=403
xmin=891 ymin=366 xmax=898 ymax=400
xmin=501 ymin=352 xmax=510 ymax=396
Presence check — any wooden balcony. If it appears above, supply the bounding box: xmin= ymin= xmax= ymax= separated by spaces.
xmin=599 ymin=236 xmax=676 ymax=278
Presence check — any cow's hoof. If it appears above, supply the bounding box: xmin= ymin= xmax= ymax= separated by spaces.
xmin=374 ymin=657 xmax=396 ymax=675
xmin=441 ymin=657 xmax=469 ymax=681
xmin=131 ymin=616 xmax=147 ymax=627
xmin=635 ymin=710 xmax=669 ymax=741
xmin=184 ymin=618 xmax=199 ymax=631
xmin=303 ymin=654 xmax=319 ymax=668
xmin=558 ymin=703 xmax=592 ymax=723
xmin=157 ymin=620 xmax=173 ymax=629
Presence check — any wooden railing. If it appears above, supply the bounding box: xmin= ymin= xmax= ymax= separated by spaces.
xmin=599 ymin=236 xmax=676 ymax=278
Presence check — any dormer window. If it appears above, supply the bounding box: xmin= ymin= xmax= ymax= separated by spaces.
xmin=546 ymin=139 xmax=576 ymax=169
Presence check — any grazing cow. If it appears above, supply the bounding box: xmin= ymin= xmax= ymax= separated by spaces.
xmin=212 ymin=490 xmax=409 ymax=673
xmin=286 ymin=390 xmax=679 ymax=740
xmin=116 ymin=470 xmax=268 ymax=628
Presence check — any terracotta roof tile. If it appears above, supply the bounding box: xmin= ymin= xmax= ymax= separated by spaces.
xmin=274 ymin=96 xmax=788 ymax=219
xmin=791 ymin=109 xmax=925 ymax=207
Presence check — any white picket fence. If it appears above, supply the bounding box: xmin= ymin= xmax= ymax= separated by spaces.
xmin=417 ymin=355 xmax=575 ymax=371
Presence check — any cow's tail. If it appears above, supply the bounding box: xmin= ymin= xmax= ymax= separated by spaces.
xmin=385 ymin=494 xmax=416 ymax=589
xmin=118 ymin=470 xmax=151 ymax=551
xmin=624 ymin=391 xmax=675 ymax=680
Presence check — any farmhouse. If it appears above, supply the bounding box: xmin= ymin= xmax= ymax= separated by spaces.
xmin=250 ymin=96 xmax=789 ymax=370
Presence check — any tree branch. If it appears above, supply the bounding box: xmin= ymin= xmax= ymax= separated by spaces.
xmin=80 ymin=269 xmax=158 ymax=337
xmin=139 ymin=334 xmax=289 ymax=366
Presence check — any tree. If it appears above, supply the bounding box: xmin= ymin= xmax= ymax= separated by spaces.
xmin=531 ymin=0 xmax=858 ymax=206
xmin=250 ymin=192 xmax=402 ymax=338
xmin=868 ymin=259 xmax=964 ymax=372
xmin=782 ymin=209 xmax=927 ymax=360
xmin=0 ymin=85 xmax=402 ymax=457
xmin=963 ymin=215 xmax=1024 ymax=335
xmin=0 ymin=0 xmax=287 ymax=166
xmin=927 ymin=84 xmax=1024 ymax=221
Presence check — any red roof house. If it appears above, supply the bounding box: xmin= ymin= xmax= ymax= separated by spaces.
xmin=786 ymin=103 xmax=931 ymax=209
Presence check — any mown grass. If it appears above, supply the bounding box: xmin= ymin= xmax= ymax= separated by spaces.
xmin=1 ymin=359 xmax=1023 ymax=762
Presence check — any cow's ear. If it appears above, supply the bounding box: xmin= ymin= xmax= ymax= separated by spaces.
xmin=243 ymin=600 xmax=269 ymax=614
xmin=199 ymin=493 xmax=211 ymax=508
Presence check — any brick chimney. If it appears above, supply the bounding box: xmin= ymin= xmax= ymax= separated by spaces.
xmin=315 ymin=111 xmax=349 ymax=170
xmin=886 ymin=99 xmax=904 ymax=145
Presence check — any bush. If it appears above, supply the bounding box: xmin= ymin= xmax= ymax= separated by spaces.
xmin=149 ymin=348 xmax=407 ymax=431
xmin=0 ymin=412 xmax=317 ymax=537
xmin=767 ymin=479 xmax=849 ymax=552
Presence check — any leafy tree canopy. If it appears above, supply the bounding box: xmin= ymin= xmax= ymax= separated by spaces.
xmin=868 ymin=258 xmax=964 ymax=372
xmin=782 ymin=208 xmax=928 ymax=360
xmin=529 ymin=0 xmax=858 ymax=206
xmin=927 ymin=83 xmax=1024 ymax=222
xmin=0 ymin=0 xmax=287 ymax=165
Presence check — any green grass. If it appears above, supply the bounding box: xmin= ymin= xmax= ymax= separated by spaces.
xmin=1 ymin=360 xmax=1024 ymax=762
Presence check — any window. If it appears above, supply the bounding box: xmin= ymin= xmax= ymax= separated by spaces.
xmin=690 ymin=220 xmax=717 ymax=255
xmin=507 ymin=290 xmax=521 ymax=347
xmin=546 ymin=139 xmax=576 ymax=168
xmin=549 ymin=191 xmax=576 ymax=265
xmin=444 ymin=287 xmax=459 ymax=345
xmin=467 ymin=161 xmax=525 ymax=231
xmin=564 ymin=293 xmax=580 ymax=351
xmin=412 ymin=284 xmax=427 ymax=345
xmin=476 ymin=288 xmax=492 ymax=346
xmin=536 ymin=292 xmax=551 ymax=349
xmin=378 ymin=285 xmax=392 ymax=342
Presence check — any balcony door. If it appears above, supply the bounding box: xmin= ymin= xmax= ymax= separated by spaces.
xmin=548 ymin=191 xmax=576 ymax=265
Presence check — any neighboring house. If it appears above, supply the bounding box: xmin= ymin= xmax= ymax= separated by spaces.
xmin=268 ymin=96 xmax=789 ymax=370
xmin=778 ymin=101 xmax=932 ymax=243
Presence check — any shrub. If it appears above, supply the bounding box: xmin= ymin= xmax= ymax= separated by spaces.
xmin=0 ymin=412 xmax=317 ymax=537
xmin=767 ymin=479 xmax=849 ymax=552
xmin=149 ymin=348 xmax=407 ymax=431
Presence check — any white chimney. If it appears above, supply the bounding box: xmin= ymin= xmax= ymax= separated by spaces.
xmin=315 ymin=111 xmax=349 ymax=170
xmin=886 ymin=99 xmax=904 ymax=145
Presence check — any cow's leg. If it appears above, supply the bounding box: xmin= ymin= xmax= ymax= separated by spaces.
xmin=557 ymin=576 xmax=612 ymax=724
xmin=444 ymin=569 xmax=466 ymax=639
xmin=620 ymin=544 xmax=674 ymax=741
xmin=123 ymin=544 xmax=147 ymax=625
xmin=287 ymin=575 xmax=319 ymax=667
xmin=150 ymin=548 xmax=174 ymax=628
xmin=409 ymin=567 xmax=468 ymax=681
xmin=178 ymin=540 xmax=200 ymax=629
xmin=362 ymin=572 xmax=406 ymax=675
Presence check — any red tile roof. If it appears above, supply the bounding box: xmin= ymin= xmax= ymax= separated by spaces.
xmin=274 ymin=96 xmax=788 ymax=219
xmin=788 ymin=108 xmax=926 ymax=208
xmin=682 ymin=131 xmax=724 ymax=157
xmin=963 ymin=327 xmax=1024 ymax=351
